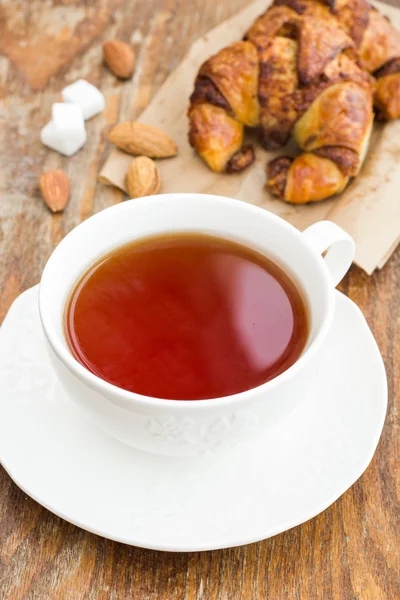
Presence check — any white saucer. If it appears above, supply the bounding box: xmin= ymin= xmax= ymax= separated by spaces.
xmin=0 ymin=286 xmax=387 ymax=552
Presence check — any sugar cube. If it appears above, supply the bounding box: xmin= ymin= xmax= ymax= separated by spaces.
xmin=40 ymin=120 xmax=87 ymax=157
xmin=52 ymin=103 xmax=85 ymax=138
xmin=61 ymin=79 xmax=105 ymax=120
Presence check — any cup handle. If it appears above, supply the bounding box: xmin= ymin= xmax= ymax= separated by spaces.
xmin=302 ymin=221 xmax=355 ymax=287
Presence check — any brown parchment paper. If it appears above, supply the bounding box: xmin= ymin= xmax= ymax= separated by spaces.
xmin=99 ymin=0 xmax=400 ymax=275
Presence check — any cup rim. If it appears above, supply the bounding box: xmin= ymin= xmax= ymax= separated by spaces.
xmin=39 ymin=193 xmax=335 ymax=410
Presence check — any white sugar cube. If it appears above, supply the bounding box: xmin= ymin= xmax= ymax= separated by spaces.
xmin=61 ymin=79 xmax=105 ymax=120
xmin=40 ymin=120 xmax=87 ymax=157
xmin=52 ymin=103 xmax=85 ymax=138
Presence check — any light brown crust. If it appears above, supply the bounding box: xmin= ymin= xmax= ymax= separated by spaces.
xmin=297 ymin=16 xmax=354 ymax=84
xmin=244 ymin=5 xmax=299 ymax=40
xmin=273 ymin=0 xmax=332 ymax=19
xmin=374 ymin=72 xmax=400 ymax=119
xmin=332 ymin=0 xmax=370 ymax=48
xmin=188 ymin=103 xmax=244 ymax=173
xmin=270 ymin=0 xmax=355 ymax=85
xmin=267 ymin=152 xmax=348 ymax=203
xmin=374 ymin=57 xmax=400 ymax=119
xmin=322 ymin=51 xmax=373 ymax=85
xmin=255 ymin=36 xmax=299 ymax=149
xmin=294 ymin=52 xmax=374 ymax=117
xmin=199 ymin=41 xmax=260 ymax=127
xmin=359 ymin=8 xmax=400 ymax=73
xmin=293 ymin=81 xmax=373 ymax=157
xmin=300 ymin=1 xmax=400 ymax=79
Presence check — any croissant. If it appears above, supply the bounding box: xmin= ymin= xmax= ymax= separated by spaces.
xmin=264 ymin=0 xmax=400 ymax=202
xmin=188 ymin=0 xmax=400 ymax=203
xmin=273 ymin=0 xmax=400 ymax=119
xmin=328 ymin=0 xmax=400 ymax=119
xmin=188 ymin=41 xmax=259 ymax=173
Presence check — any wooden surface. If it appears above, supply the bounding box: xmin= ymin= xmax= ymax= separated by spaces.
xmin=0 ymin=0 xmax=399 ymax=598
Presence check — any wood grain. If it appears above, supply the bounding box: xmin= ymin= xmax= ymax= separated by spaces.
xmin=0 ymin=1 xmax=399 ymax=599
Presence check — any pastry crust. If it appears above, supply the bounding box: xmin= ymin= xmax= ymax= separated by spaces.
xmin=188 ymin=0 xmax=400 ymax=201
xmin=188 ymin=103 xmax=245 ymax=173
xmin=375 ymin=72 xmax=400 ymax=119
xmin=274 ymin=0 xmax=333 ymax=20
xmin=267 ymin=153 xmax=348 ymax=203
xmin=244 ymin=5 xmax=299 ymax=40
xmin=297 ymin=16 xmax=354 ymax=84
xmin=294 ymin=52 xmax=374 ymax=116
xmin=359 ymin=8 xmax=400 ymax=73
xmin=293 ymin=81 xmax=373 ymax=160
xmin=277 ymin=0 xmax=400 ymax=120
xmin=198 ymin=41 xmax=260 ymax=127
xmin=255 ymin=36 xmax=299 ymax=149
xmin=332 ymin=0 xmax=369 ymax=47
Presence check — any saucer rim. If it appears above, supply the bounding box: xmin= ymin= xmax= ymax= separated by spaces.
xmin=0 ymin=286 xmax=388 ymax=552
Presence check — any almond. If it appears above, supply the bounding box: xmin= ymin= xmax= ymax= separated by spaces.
xmin=109 ymin=122 xmax=177 ymax=158
xmin=40 ymin=170 xmax=70 ymax=212
xmin=103 ymin=40 xmax=135 ymax=79
xmin=125 ymin=156 xmax=160 ymax=199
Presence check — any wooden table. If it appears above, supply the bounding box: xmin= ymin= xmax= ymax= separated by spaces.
xmin=1 ymin=1 xmax=399 ymax=598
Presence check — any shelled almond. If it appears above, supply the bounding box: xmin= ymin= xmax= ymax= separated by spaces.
xmin=40 ymin=170 xmax=70 ymax=212
xmin=109 ymin=122 xmax=177 ymax=158
xmin=103 ymin=40 xmax=136 ymax=79
xmin=125 ymin=156 xmax=160 ymax=198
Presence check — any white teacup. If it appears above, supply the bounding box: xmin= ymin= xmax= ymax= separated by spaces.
xmin=39 ymin=193 xmax=354 ymax=456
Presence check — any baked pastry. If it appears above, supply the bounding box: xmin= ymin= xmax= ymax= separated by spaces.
xmin=275 ymin=0 xmax=400 ymax=119
xmin=188 ymin=0 xmax=397 ymax=203
xmin=329 ymin=0 xmax=400 ymax=119
xmin=267 ymin=62 xmax=374 ymax=203
xmin=188 ymin=41 xmax=259 ymax=172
